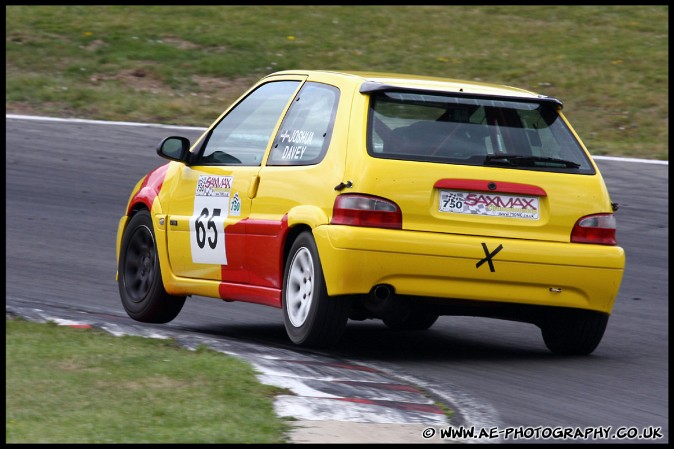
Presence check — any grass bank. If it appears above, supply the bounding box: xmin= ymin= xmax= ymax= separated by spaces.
xmin=5 ymin=5 xmax=668 ymax=160
xmin=5 ymin=317 xmax=291 ymax=443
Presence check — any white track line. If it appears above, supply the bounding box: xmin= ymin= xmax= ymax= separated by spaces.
xmin=6 ymin=114 xmax=667 ymax=165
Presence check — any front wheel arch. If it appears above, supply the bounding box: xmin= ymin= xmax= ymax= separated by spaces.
xmin=118 ymin=209 xmax=185 ymax=323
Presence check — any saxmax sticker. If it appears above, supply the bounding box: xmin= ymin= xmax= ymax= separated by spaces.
xmin=196 ymin=175 xmax=233 ymax=197
xmin=439 ymin=190 xmax=539 ymax=219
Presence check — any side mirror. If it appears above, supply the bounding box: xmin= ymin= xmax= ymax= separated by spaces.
xmin=157 ymin=136 xmax=191 ymax=163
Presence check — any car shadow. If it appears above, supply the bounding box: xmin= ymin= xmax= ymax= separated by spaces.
xmin=176 ymin=315 xmax=565 ymax=364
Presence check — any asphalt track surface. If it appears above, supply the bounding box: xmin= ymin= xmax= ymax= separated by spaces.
xmin=5 ymin=116 xmax=668 ymax=444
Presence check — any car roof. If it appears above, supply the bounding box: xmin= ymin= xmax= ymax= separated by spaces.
xmin=265 ymin=69 xmax=559 ymax=105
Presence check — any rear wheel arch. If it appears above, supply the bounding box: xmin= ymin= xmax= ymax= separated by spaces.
xmin=287 ymin=205 xmax=330 ymax=229
xmin=282 ymin=224 xmax=313 ymax=277
xmin=283 ymin=205 xmax=331 ymax=288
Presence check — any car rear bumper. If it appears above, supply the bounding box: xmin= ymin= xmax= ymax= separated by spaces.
xmin=314 ymin=225 xmax=625 ymax=314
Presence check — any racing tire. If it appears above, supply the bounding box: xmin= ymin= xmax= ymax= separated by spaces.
xmin=282 ymin=232 xmax=351 ymax=348
xmin=383 ymin=309 xmax=439 ymax=331
xmin=118 ymin=210 xmax=186 ymax=323
xmin=540 ymin=308 xmax=609 ymax=356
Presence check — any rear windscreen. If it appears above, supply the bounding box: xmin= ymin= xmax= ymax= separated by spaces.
xmin=367 ymin=91 xmax=595 ymax=174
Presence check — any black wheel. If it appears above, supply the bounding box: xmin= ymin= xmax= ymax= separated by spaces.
xmin=383 ymin=308 xmax=439 ymax=330
xmin=282 ymin=232 xmax=351 ymax=347
xmin=118 ymin=210 xmax=186 ymax=323
xmin=540 ymin=308 xmax=609 ymax=355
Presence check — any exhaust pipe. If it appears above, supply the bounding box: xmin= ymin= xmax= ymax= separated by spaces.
xmin=372 ymin=284 xmax=393 ymax=301
xmin=363 ymin=284 xmax=395 ymax=314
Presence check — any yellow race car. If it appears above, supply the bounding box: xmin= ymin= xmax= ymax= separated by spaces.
xmin=116 ymin=70 xmax=625 ymax=355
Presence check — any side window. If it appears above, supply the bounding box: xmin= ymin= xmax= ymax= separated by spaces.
xmin=197 ymin=80 xmax=300 ymax=166
xmin=267 ymin=82 xmax=340 ymax=166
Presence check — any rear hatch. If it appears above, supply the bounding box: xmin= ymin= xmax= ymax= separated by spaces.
xmin=347 ymin=87 xmax=614 ymax=243
xmin=351 ymin=159 xmax=612 ymax=243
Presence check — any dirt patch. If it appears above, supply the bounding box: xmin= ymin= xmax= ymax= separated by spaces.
xmin=81 ymin=39 xmax=105 ymax=52
xmin=90 ymin=66 xmax=168 ymax=93
xmin=6 ymin=101 xmax=79 ymax=118
xmin=192 ymin=75 xmax=257 ymax=100
xmin=6 ymin=69 xmax=261 ymax=123
xmin=87 ymin=69 xmax=255 ymax=100
xmin=6 ymin=102 xmax=43 ymax=116
xmin=161 ymin=37 xmax=200 ymax=50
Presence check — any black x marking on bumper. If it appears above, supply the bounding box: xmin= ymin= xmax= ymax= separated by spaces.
xmin=476 ymin=243 xmax=503 ymax=272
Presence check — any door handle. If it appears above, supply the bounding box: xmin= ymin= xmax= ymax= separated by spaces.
xmin=248 ymin=174 xmax=260 ymax=199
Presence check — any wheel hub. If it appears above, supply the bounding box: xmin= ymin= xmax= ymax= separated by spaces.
xmin=287 ymin=248 xmax=314 ymax=327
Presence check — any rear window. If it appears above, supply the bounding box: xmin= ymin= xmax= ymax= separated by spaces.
xmin=367 ymin=91 xmax=595 ymax=174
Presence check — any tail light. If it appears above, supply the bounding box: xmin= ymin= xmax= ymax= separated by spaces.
xmin=571 ymin=213 xmax=617 ymax=245
xmin=331 ymin=194 xmax=402 ymax=229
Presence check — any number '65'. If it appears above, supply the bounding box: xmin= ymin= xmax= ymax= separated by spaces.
xmin=195 ymin=207 xmax=221 ymax=249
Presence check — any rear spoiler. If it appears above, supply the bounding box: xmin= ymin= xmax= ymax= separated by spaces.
xmin=359 ymin=81 xmax=563 ymax=109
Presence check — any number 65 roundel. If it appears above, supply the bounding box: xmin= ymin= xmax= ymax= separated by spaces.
xmin=189 ymin=176 xmax=231 ymax=265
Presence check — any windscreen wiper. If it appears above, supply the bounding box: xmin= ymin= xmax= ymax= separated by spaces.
xmin=484 ymin=155 xmax=581 ymax=168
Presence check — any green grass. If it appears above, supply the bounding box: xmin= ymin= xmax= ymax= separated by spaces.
xmin=5 ymin=5 xmax=668 ymax=159
xmin=5 ymin=317 xmax=291 ymax=443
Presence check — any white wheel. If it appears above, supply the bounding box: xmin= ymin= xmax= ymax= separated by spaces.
xmin=282 ymin=232 xmax=351 ymax=347
xmin=286 ymin=247 xmax=315 ymax=327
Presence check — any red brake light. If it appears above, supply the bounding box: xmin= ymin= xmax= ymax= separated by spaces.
xmin=571 ymin=214 xmax=617 ymax=245
xmin=331 ymin=194 xmax=402 ymax=229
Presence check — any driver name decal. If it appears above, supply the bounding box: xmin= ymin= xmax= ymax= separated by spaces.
xmin=279 ymin=129 xmax=314 ymax=160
